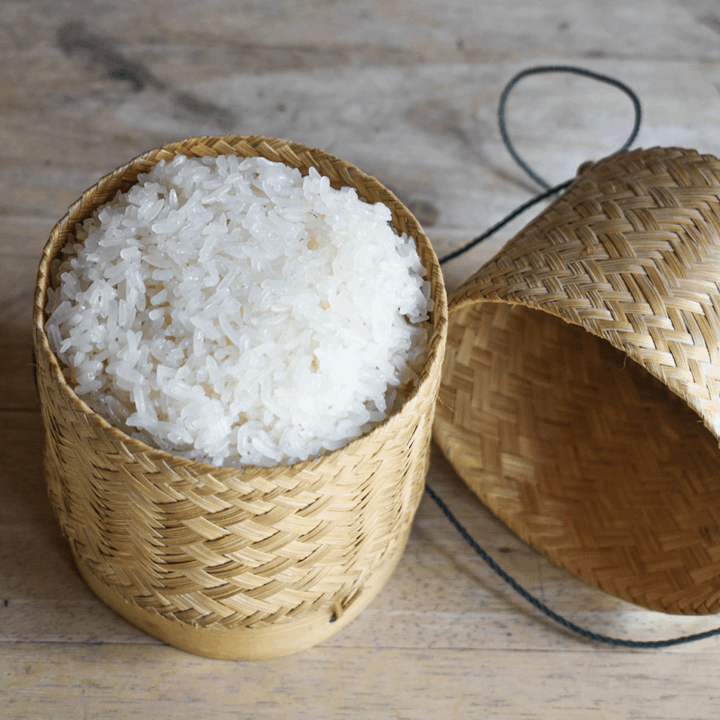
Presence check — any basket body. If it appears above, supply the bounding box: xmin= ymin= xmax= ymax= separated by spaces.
xmin=434 ymin=147 xmax=720 ymax=615
xmin=33 ymin=135 xmax=447 ymax=659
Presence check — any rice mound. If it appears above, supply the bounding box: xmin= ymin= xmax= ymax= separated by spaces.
xmin=45 ymin=154 xmax=432 ymax=468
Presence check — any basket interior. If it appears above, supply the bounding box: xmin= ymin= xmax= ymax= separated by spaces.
xmin=435 ymin=300 xmax=720 ymax=615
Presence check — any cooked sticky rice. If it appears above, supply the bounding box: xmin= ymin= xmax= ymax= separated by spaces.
xmin=45 ymin=154 xmax=432 ymax=467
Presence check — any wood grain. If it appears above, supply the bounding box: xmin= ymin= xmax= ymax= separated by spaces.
xmin=3 ymin=642 xmax=720 ymax=720
xmin=3 ymin=0 xmax=720 ymax=717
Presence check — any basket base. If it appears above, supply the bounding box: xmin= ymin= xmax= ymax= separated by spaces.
xmin=72 ymin=529 xmax=410 ymax=660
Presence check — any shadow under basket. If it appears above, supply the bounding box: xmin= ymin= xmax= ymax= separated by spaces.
xmin=32 ymin=135 xmax=448 ymax=660
xmin=434 ymin=146 xmax=720 ymax=615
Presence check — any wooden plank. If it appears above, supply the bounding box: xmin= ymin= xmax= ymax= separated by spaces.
xmin=6 ymin=0 xmax=720 ymax=62
xmin=0 ymin=257 xmax=42 ymax=345
xmin=0 ymin=346 xmax=38 ymax=410
xmin=2 ymin=641 xmax=719 ymax=720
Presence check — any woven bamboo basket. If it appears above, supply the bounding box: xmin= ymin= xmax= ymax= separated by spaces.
xmin=434 ymin=146 xmax=720 ymax=615
xmin=32 ymin=135 xmax=448 ymax=659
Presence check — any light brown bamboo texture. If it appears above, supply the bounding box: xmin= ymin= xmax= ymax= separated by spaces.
xmin=434 ymin=146 xmax=720 ymax=615
xmin=33 ymin=135 xmax=448 ymax=659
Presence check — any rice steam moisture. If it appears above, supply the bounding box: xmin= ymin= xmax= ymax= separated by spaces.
xmin=46 ymin=154 xmax=431 ymax=468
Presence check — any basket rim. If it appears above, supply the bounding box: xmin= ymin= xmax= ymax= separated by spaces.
xmin=32 ymin=134 xmax=448 ymax=479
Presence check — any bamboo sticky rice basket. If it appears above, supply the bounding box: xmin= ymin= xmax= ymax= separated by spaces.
xmin=32 ymin=135 xmax=448 ymax=659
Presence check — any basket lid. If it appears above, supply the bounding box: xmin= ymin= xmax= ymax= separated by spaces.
xmin=433 ymin=146 xmax=720 ymax=614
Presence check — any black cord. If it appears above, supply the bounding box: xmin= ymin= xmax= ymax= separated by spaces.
xmin=426 ymin=485 xmax=720 ymax=648
xmin=498 ymin=65 xmax=642 ymax=192
xmin=430 ymin=65 xmax=720 ymax=647
xmin=437 ymin=180 xmax=571 ymax=265
xmin=438 ymin=66 xmax=642 ymax=266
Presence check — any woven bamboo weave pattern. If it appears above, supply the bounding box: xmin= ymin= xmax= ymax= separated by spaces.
xmin=33 ymin=136 xmax=448 ymax=646
xmin=434 ymin=147 xmax=720 ymax=614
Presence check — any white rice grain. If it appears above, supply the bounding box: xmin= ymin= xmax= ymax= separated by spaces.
xmin=46 ymin=154 xmax=431 ymax=468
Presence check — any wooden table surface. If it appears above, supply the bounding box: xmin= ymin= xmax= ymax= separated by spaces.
xmin=4 ymin=1 xmax=720 ymax=718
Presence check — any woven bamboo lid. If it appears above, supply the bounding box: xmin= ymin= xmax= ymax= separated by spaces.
xmin=434 ymin=147 xmax=720 ymax=615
